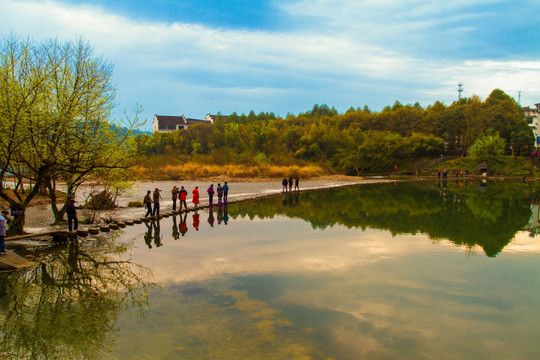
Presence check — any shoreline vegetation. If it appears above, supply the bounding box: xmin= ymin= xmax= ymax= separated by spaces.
xmin=129 ymin=160 xmax=327 ymax=180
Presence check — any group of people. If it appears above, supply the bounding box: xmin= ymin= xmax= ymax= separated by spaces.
xmin=144 ymin=182 xmax=230 ymax=217
xmin=204 ymin=182 xmax=230 ymax=206
xmin=437 ymin=169 xmax=470 ymax=179
xmin=282 ymin=177 xmax=299 ymax=192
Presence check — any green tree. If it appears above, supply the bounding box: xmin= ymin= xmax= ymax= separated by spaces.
xmin=468 ymin=130 xmax=506 ymax=158
xmin=0 ymin=36 xmax=142 ymax=234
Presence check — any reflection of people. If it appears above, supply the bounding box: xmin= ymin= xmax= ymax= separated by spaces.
xmin=144 ymin=190 xmax=153 ymax=217
xmin=179 ymin=186 xmax=188 ymax=211
xmin=153 ymin=220 xmax=162 ymax=247
xmin=207 ymin=184 xmax=215 ymax=205
xmin=0 ymin=209 xmax=8 ymax=254
xmin=180 ymin=213 xmax=188 ymax=236
xmin=192 ymin=186 xmax=200 ymax=209
xmin=223 ymin=182 xmax=229 ymax=203
xmin=171 ymin=186 xmax=178 ymax=211
xmin=217 ymin=204 xmax=223 ymax=225
xmin=66 ymin=199 xmax=78 ymax=232
xmin=207 ymin=207 xmax=215 ymax=227
xmin=223 ymin=205 xmax=229 ymax=225
xmin=144 ymin=221 xmax=153 ymax=249
xmin=192 ymin=211 xmax=200 ymax=231
xmin=152 ymin=188 xmax=162 ymax=216
xmin=172 ymin=215 xmax=179 ymax=240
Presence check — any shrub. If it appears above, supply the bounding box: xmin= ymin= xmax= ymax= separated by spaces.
xmin=84 ymin=190 xmax=116 ymax=210
xmin=128 ymin=200 xmax=144 ymax=207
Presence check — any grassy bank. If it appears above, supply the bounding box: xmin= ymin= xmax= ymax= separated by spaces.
xmin=433 ymin=155 xmax=536 ymax=177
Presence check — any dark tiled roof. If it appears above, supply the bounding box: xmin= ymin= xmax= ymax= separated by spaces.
xmin=155 ymin=115 xmax=187 ymax=125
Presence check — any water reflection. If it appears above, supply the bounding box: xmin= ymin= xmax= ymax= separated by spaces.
xmin=4 ymin=181 xmax=540 ymax=359
xmin=230 ymin=181 xmax=540 ymax=257
xmin=0 ymin=236 xmax=154 ymax=360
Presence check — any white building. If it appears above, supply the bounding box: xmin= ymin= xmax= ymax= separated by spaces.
xmin=523 ymin=104 xmax=540 ymax=147
xmin=153 ymin=114 xmax=230 ymax=133
xmin=152 ymin=115 xmax=212 ymax=133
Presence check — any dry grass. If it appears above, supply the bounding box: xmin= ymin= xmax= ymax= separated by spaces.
xmin=130 ymin=162 xmax=327 ymax=180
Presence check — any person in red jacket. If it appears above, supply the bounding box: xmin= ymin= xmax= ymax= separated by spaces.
xmin=192 ymin=186 xmax=200 ymax=209
xmin=179 ymin=186 xmax=188 ymax=211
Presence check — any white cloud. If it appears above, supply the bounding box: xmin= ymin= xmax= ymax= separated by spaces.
xmin=1 ymin=0 xmax=539 ymax=123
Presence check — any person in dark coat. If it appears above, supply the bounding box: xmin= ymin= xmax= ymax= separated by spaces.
xmin=207 ymin=184 xmax=215 ymax=205
xmin=152 ymin=188 xmax=162 ymax=216
xmin=144 ymin=190 xmax=153 ymax=217
xmin=171 ymin=186 xmax=179 ymax=210
xmin=217 ymin=183 xmax=223 ymax=204
xmin=288 ymin=177 xmax=293 ymax=191
xmin=282 ymin=178 xmax=288 ymax=192
xmin=66 ymin=199 xmax=78 ymax=232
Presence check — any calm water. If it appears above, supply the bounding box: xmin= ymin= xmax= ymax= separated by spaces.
xmin=1 ymin=181 xmax=540 ymax=359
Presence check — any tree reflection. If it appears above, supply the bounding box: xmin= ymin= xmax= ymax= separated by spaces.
xmin=0 ymin=235 xmax=155 ymax=359
xmin=229 ymin=181 xmax=537 ymax=257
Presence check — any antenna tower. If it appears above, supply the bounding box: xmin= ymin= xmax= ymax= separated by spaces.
xmin=457 ymin=83 xmax=463 ymax=100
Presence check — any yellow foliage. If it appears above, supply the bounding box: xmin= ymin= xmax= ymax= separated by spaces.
xmin=130 ymin=161 xmax=325 ymax=180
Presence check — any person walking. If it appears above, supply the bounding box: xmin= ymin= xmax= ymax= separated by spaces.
xmin=282 ymin=177 xmax=288 ymax=192
xmin=0 ymin=209 xmax=8 ymax=255
xmin=217 ymin=183 xmax=223 ymax=204
xmin=223 ymin=182 xmax=229 ymax=203
xmin=171 ymin=186 xmax=179 ymax=211
xmin=152 ymin=188 xmax=162 ymax=216
xmin=207 ymin=184 xmax=215 ymax=205
xmin=144 ymin=190 xmax=153 ymax=217
xmin=192 ymin=186 xmax=200 ymax=209
xmin=288 ymin=177 xmax=293 ymax=192
xmin=179 ymin=186 xmax=188 ymax=211
xmin=294 ymin=177 xmax=299 ymax=191
xmin=66 ymin=199 xmax=78 ymax=232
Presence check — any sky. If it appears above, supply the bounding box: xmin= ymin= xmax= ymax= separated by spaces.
xmin=2 ymin=0 xmax=540 ymax=130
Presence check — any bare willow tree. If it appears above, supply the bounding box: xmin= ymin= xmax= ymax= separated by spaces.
xmin=0 ymin=35 xmax=143 ymax=235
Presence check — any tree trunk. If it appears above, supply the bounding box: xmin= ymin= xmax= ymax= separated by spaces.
xmin=48 ymin=179 xmax=68 ymax=225
xmin=7 ymin=213 xmax=25 ymax=236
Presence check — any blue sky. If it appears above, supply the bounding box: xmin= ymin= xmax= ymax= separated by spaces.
xmin=2 ymin=0 xmax=540 ymax=130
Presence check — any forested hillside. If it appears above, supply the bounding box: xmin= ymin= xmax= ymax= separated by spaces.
xmin=132 ymin=89 xmax=532 ymax=176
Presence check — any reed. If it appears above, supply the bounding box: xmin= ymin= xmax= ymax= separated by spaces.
xmin=130 ymin=162 xmax=326 ymax=180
